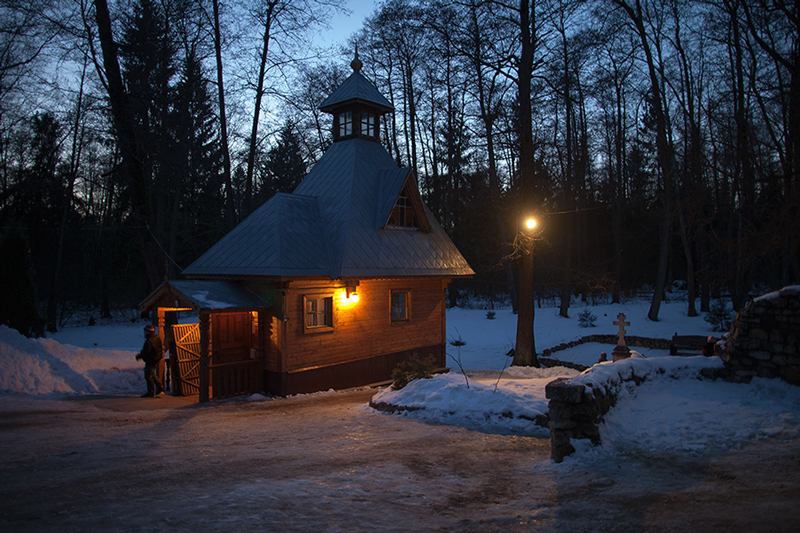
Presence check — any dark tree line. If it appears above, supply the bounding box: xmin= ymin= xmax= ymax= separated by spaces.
xmin=352 ymin=0 xmax=798 ymax=321
xmin=0 ymin=0 xmax=797 ymax=336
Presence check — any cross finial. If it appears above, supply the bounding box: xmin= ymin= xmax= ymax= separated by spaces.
xmin=351 ymin=44 xmax=362 ymax=71
xmin=613 ymin=313 xmax=630 ymax=347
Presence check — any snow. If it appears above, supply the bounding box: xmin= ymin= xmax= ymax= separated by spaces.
xmin=371 ymin=366 xmax=574 ymax=436
xmin=753 ymin=284 xmax=800 ymax=303
xmin=191 ymin=290 xmax=233 ymax=308
xmin=0 ymin=325 xmax=143 ymax=396
xmin=567 ymin=352 xmax=724 ymax=395
xmin=1 ymin=298 xmax=798 ymax=461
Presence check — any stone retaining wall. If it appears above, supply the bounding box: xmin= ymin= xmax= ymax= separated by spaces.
xmin=719 ymin=286 xmax=800 ymax=385
xmin=545 ymin=370 xmax=651 ymax=463
xmin=539 ymin=334 xmax=674 ymax=372
xmin=545 ymin=377 xmax=617 ymax=462
xmin=541 ymin=334 xmax=672 ymax=358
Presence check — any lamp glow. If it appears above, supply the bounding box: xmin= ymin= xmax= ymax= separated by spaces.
xmin=525 ymin=218 xmax=537 ymax=230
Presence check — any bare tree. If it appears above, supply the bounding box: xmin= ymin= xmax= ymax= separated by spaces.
xmin=210 ymin=0 xmax=236 ymax=226
xmin=241 ymin=0 xmax=344 ymax=216
xmin=611 ymin=0 xmax=676 ymax=322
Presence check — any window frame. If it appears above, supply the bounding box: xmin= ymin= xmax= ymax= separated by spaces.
xmin=390 ymin=289 xmax=411 ymax=322
xmin=387 ymin=193 xmax=417 ymax=230
xmin=303 ymin=294 xmax=334 ymax=333
xmin=338 ymin=111 xmax=353 ymax=137
xmin=361 ymin=111 xmax=377 ymax=138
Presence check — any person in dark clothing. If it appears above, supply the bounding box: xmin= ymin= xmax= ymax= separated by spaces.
xmin=136 ymin=324 xmax=164 ymax=397
xmin=702 ymin=335 xmax=717 ymax=357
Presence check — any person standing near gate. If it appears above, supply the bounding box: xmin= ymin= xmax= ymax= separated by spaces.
xmin=136 ymin=324 xmax=164 ymax=397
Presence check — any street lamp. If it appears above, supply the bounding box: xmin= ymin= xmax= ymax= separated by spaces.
xmin=513 ymin=216 xmax=540 ymax=367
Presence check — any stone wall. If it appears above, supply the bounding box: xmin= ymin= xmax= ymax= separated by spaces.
xmin=541 ymin=334 xmax=673 ymax=357
xmin=539 ymin=334 xmax=675 ymax=371
xmin=718 ymin=286 xmax=800 ymax=385
xmin=545 ymin=355 xmax=723 ymax=462
xmin=545 ymin=377 xmax=618 ymax=462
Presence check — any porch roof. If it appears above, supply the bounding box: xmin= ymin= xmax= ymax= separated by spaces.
xmin=139 ymin=280 xmax=270 ymax=313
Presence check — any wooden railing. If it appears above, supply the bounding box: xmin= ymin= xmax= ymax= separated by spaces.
xmin=210 ymin=360 xmax=261 ymax=399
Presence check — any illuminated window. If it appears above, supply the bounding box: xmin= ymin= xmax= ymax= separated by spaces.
xmin=305 ymin=296 xmax=333 ymax=330
xmin=338 ymin=111 xmax=352 ymax=137
xmin=361 ymin=112 xmax=377 ymax=137
xmin=391 ymin=290 xmax=410 ymax=322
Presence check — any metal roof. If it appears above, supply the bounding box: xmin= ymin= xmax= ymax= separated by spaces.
xmin=139 ymin=280 xmax=270 ymax=312
xmin=183 ymin=138 xmax=474 ymax=279
xmin=184 ymin=193 xmax=332 ymax=277
xmin=318 ymin=68 xmax=393 ymax=113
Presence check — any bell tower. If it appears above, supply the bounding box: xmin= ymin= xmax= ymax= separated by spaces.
xmin=318 ymin=51 xmax=394 ymax=143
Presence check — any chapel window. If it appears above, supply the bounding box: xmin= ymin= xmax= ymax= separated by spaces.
xmin=338 ymin=111 xmax=353 ymax=137
xmin=361 ymin=112 xmax=377 ymax=138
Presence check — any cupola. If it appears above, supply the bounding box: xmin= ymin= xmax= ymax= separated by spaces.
xmin=318 ymin=51 xmax=394 ymax=143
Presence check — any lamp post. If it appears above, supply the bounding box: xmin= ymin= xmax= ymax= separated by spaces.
xmin=513 ymin=216 xmax=540 ymax=367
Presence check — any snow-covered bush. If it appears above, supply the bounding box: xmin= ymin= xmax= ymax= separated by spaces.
xmin=578 ymin=309 xmax=597 ymax=328
xmin=391 ymin=354 xmax=436 ymax=390
xmin=705 ymin=299 xmax=734 ymax=331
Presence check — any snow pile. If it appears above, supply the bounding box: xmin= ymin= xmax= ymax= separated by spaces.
xmin=580 ymin=376 xmax=800 ymax=457
xmin=0 ymin=325 xmax=142 ymax=395
xmin=371 ymin=366 xmax=578 ymax=435
xmin=569 ymin=352 xmax=725 ymax=395
xmin=752 ymin=284 xmax=800 ymax=303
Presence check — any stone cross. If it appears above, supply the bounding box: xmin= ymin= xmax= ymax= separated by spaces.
xmin=613 ymin=313 xmax=630 ymax=347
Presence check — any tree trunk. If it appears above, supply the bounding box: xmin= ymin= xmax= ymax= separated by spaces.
xmin=676 ymin=196 xmax=698 ymax=316
xmin=94 ymin=0 xmax=160 ymax=292
xmin=244 ymin=5 xmax=275 ymax=216
xmin=513 ymin=247 xmax=538 ymax=366
xmin=212 ymin=0 xmax=236 ymax=227
xmin=513 ymin=0 xmax=540 ymax=367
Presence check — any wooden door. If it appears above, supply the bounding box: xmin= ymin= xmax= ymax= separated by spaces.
xmin=211 ymin=312 xmax=252 ymax=364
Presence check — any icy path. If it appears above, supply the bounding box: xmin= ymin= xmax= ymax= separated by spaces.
xmin=1 ymin=389 xmax=798 ymax=532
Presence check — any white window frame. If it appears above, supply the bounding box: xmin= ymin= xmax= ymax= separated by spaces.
xmin=304 ymin=295 xmax=334 ymax=332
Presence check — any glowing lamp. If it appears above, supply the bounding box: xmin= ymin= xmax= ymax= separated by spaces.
xmin=525 ymin=218 xmax=537 ymax=230
xmin=345 ymin=280 xmax=360 ymax=303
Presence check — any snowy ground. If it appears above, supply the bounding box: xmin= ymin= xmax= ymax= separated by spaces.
xmin=2 ymin=298 xmax=799 ymax=531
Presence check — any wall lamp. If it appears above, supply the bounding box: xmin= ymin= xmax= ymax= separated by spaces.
xmin=345 ymin=280 xmax=360 ymax=303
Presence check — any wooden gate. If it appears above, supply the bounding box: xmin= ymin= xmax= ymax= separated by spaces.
xmin=172 ymin=323 xmax=200 ymax=396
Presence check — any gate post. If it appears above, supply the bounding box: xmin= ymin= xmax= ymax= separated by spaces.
xmin=199 ymin=310 xmax=211 ymax=402
xmin=156 ymin=309 xmax=167 ymax=392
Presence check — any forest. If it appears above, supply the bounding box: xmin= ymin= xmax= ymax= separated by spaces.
xmin=0 ymin=0 xmax=797 ymax=336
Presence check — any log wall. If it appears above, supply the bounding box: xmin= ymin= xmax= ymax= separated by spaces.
xmin=284 ymin=278 xmax=447 ymax=372
xmin=256 ymin=277 xmax=448 ymax=395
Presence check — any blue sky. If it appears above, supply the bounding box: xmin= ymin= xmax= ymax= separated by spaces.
xmin=318 ymin=0 xmax=378 ymax=46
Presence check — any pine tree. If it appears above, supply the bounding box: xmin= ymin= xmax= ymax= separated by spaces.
xmin=258 ymin=122 xmax=306 ymax=202
xmin=0 ymin=228 xmax=45 ymax=338
xmin=170 ymin=49 xmax=225 ymax=265
xmin=119 ymin=0 xmax=176 ymax=231
xmin=4 ymin=113 xmax=64 ymax=229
